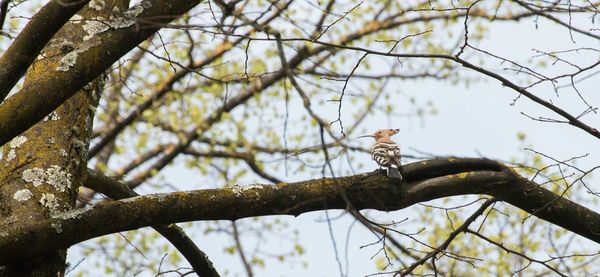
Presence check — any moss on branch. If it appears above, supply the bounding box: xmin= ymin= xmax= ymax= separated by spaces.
xmin=1 ymin=158 xmax=598 ymax=264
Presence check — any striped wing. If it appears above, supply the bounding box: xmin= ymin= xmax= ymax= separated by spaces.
xmin=371 ymin=142 xmax=401 ymax=167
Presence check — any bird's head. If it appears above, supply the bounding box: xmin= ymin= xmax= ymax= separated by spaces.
xmin=358 ymin=128 xmax=399 ymax=140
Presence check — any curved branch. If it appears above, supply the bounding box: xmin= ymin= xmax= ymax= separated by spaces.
xmin=513 ymin=0 xmax=600 ymax=41
xmin=1 ymin=158 xmax=599 ymax=265
xmin=259 ymin=38 xmax=600 ymax=140
xmin=84 ymin=170 xmax=220 ymax=277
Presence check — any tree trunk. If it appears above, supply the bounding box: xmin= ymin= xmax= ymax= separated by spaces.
xmin=0 ymin=1 xmax=128 ymax=275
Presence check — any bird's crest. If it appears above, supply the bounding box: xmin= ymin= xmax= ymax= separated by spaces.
xmin=373 ymin=129 xmax=399 ymax=140
xmin=358 ymin=129 xmax=399 ymax=143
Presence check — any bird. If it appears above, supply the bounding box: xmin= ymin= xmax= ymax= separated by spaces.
xmin=358 ymin=129 xmax=403 ymax=179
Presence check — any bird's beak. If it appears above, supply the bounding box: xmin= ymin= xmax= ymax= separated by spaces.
xmin=357 ymin=135 xmax=375 ymax=139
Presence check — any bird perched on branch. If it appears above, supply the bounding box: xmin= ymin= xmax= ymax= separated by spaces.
xmin=358 ymin=129 xmax=403 ymax=179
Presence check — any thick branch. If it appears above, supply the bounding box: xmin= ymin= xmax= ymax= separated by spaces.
xmin=0 ymin=0 xmax=202 ymax=146
xmin=1 ymin=158 xmax=599 ymax=264
xmin=0 ymin=0 xmax=90 ymax=101
xmin=84 ymin=170 xmax=220 ymax=277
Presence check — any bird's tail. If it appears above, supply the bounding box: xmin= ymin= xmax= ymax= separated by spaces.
xmin=387 ymin=164 xmax=403 ymax=179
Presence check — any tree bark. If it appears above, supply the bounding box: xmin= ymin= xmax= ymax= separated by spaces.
xmin=0 ymin=0 xmax=203 ymax=146
xmin=0 ymin=1 xmax=127 ymax=275
xmin=0 ymin=0 xmax=90 ymax=101
xmin=1 ymin=158 xmax=598 ymax=265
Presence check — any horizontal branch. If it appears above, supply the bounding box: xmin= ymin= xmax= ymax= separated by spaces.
xmin=1 ymin=158 xmax=599 ymax=264
xmin=84 ymin=170 xmax=220 ymax=277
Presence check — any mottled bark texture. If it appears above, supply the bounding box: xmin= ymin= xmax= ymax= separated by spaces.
xmin=0 ymin=0 xmax=203 ymax=146
xmin=1 ymin=158 xmax=598 ymax=265
xmin=0 ymin=1 xmax=128 ymax=275
xmin=0 ymin=0 xmax=90 ymax=101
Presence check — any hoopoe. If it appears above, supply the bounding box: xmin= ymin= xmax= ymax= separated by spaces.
xmin=358 ymin=129 xmax=403 ymax=179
